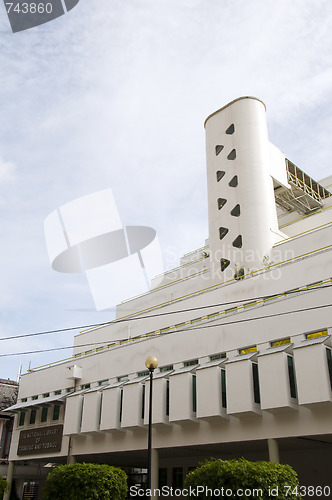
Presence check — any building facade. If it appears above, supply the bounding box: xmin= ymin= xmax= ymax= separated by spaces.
xmin=5 ymin=97 xmax=332 ymax=498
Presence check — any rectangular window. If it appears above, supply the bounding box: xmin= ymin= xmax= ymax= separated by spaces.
xmin=41 ymin=407 xmax=48 ymax=423
xmin=210 ymin=353 xmax=226 ymax=361
xmin=141 ymin=385 xmax=145 ymax=420
xmin=54 ymin=390 xmax=62 ymax=395
xmin=117 ymin=375 xmax=129 ymax=382
xmin=172 ymin=468 xmax=183 ymax=489
xmin=98 ymin=380 xmax=109 ymax=386
xmin=184 ymin=359 xmax=198 ymax=367
xmin=271 ymin=338 xmax=291 ymax=347
xmin=31 ymin=395 xmax=38 ymax=400
xmin=221 ymin=369 xmax=227 ymax=408
xmin=252 ymin=363 xmax=261 ymax=404
xmin=81 ymin=384 xmax=91 ymax=390
xmin=287 ymin=356 xmax=297 ymax=399
xmin=52 ymin=404 xmax=60 ymax=421
xmin=192 ymin=375 xmax=197 ymax=413
xmin=166 ymin=380 xmax=170 ymax=416
xmin=18 ymin=411 xmax=25 ymax=427
xmin=119 ymin=389 xmax=123 ymax=422
xmin=306 ymin=329 xmax=328 ymax=340
xmin=239 ymin=346 xmax=257 ymax=355
xmin=43 ymin=393 xmax=50 ymax=398
xmin=29 ymin=409 xmax=37 ymax=425
xmin=326 ymin=349 xmax=332 ymax=390
xmin=160 ymin=365 xmax=173 ymax=373
xmin=138 ymin=371 xmax=149 ymax=378
xmin=159 ymin=469 xmax=167 ymax=489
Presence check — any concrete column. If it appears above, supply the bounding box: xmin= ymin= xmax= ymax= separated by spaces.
xmin=268 ymin=438 xmax=280 ymax=463
xmin=67 ymin=454 xmax=76 ymax=465
xmin=151 ymin=448 xmax=159 ymax=499
xmin=3 ymin=461 xmax=14 ymax=500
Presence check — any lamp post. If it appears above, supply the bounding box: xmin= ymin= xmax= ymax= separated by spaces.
xmin=145 ymin=355 xmax=159 ymax=497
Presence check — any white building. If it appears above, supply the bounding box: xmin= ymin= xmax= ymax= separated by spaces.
xmin=4 ymin=97 xmax=332 ymax=498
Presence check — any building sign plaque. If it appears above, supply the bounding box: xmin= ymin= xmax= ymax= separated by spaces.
xmin=17 ymin=425 xmax=63 ymax=456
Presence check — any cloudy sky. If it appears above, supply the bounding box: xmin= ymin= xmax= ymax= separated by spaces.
xmin=0 ymin=0 xmax=332 ymax=380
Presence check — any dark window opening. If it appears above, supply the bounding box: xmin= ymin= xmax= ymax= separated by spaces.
xmin=232 ymin=235 xmax=242 ymax=248
xmin=19 ymin=411 xmax=25 ymax=427
xmin=119 ymin=389 xmax=123 ymax=422
xmin=218 ymin=198 xmax=227 ymax=210
xmin=220 ymin=258 xmax=230 ymax=272
xmin=166 ymin=380 xmax=170 ymax=416
xmin=41 ymin=407 xmax=48 ymax=423
xmin=141 ymin=385 xmax=145 ymax=420
xmin=229 ymin=175 xmax=238 ymax=187
xmin=192 ymin=375 xmax=197 ymax=413
xmin=252 ymin=363 xmax=261 ymax=404
xmin=29 ymin=409 xmax=37 ymax=425
xmin=172 ymin=468 xmax=183 ymax=489
xmin=231 ymin=204 xmax=241 ymax=217
xmin=227 ymin=149 xmax=236 ymax=160
xmin=159 ymin=469 xmax=168 ymax=489
xmin=326 ymin=348 xmax=332 ymax=390
xmin=215 ymin=145 xmax=224 ymax=156
xmin=52 ymin=404 xmax=60 ymax=421
xmin=287 ymin=355 xmax=297 ymax=399
xmin=216 ymin=170 xmax=225 ymax=182
xmin=221 ymin=369 xmax=227 ymax=408
xmin=226 ymin=124 xmax=235 ymax=135
xmin=219 ymin=227 xmax=229 ymax=240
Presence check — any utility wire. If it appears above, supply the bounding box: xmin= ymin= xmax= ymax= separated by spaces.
xmin=0 ymin=302 xmax=331 ymax=358
xmin=1 ymin=281 xmax=331 ymax=343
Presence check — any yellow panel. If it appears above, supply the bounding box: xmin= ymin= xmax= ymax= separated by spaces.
xmin=271 ymin=338 xmax=291 ymax=347
xmin=306 ymin=330 xmax=328 ymax=340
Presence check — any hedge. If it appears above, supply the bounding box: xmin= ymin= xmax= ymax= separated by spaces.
xmin=184 ymin=458 xmax=302 ymax=499
xmin=0 ymin=475 xmax=8 ymax=497
xmin=42 ymin=463 xmax=127 ymax=500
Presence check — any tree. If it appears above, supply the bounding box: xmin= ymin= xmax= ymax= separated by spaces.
xmin=42 ymin=463 xmax=127 ymax=500
xmin=184 ymin=458 xmax=302 ymax=499
xmin=0 ymin=475 xmax=8 ymax=497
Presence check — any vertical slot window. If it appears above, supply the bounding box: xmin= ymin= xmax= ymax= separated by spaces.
xmin=221 ymin=369 xmax=227 ymax=408
xmin=172 ymin=468 xmax=183 ymax=489
xmin=41 ymin=407 xmax=48 ymax=423
xmin=98 ymin=393 xmax=103 ymax=427
xmin=119 ymin=389 xmax=123 ymax=423
xmin=192 ymin=375 xmax=197 ymax=413
xmin=29 ymin=409 xmax=37 ymax=425
xmin=141 ymin=385 xmax=145 ymax=420
xmin=52 ymin=404 xmax=60 ymax=421
xmin=252 ymin=363 xmax=261 ymax=404
xmin=287 ymin=355 xmax=297 ymax=399
xmin=326 ymin=348 xmax=332 ymax=390
xmin=18 ymin=411 xmax=25 ymax=427
xmin=166 ymin=380 xmax=170 ymax=416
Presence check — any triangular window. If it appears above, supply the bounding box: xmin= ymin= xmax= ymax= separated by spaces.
xmin=219 ymin=227 xmax=229 ymax=240
xmin=229 ymin=175 xmax=238 ymax=187
xmin=231 ymin=204 xmax=240 ymax=217
xmin=220 ymin=258 xmax=230 ymax=272
xmin=226 ymin=124 xmax=235 ymax=135
xmin=215 ymin=145 xmax=224 ymax=156
xmin=218 ymin=198 xmax=227 ymax=210
xmin=232 ymin=235 xmax=243 ymax=248
xmin=216 ymin=170 xmax=226 ymax=182
xmin=227 ymin=149 xmax=236 ymax=160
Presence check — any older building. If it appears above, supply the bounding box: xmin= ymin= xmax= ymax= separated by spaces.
xmin=5 ymin=97 xmax=332 ymax=498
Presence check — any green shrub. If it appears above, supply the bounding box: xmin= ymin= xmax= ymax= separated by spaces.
xmin=184 ymin=458 xmax=301 ymax=499
xmin=42 ymin=462 xmax=127 ymax=500
xmin=0 ymin=475 xmax=8 ymax=497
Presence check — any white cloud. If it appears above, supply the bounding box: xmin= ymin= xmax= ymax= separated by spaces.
xmin=0 ymin=155 xmax=15 ymax=183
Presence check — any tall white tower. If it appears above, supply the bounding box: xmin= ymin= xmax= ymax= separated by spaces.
xmin=205 ymin=97 xmax=283 ymax=283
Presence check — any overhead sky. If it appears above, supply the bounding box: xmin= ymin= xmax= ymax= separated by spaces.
xmin=0 ymin=0 xmax=332 ymax=380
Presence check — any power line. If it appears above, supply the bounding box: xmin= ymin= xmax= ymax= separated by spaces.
xmin=0 ymin=302 xmax=331 ymax=358
xmin=1 ymin=281 xmax=331 ymax=343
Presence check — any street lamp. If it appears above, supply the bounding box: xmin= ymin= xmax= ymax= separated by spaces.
xmin=145 ymin=355 xmax=159 ymax=496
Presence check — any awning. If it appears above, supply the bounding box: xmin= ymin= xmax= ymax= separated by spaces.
xmin=3 ymin=393 xmax=68 ymax=413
